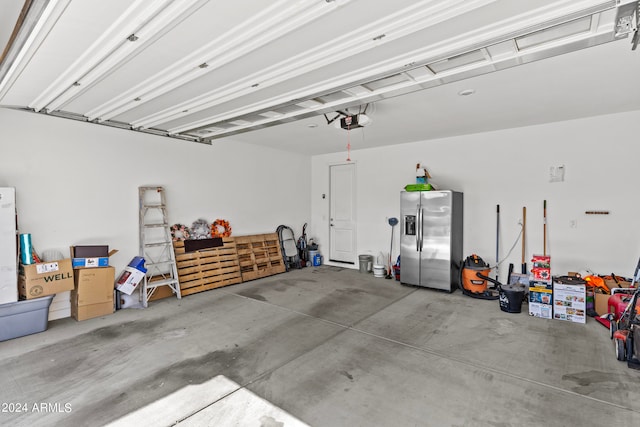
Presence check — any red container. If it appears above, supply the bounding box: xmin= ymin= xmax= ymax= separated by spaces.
xmin=608 ymin=293 xmax=634 ymax=320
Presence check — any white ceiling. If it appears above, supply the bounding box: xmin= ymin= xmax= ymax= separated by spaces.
xmin=0 ymin=0 xmax=638 ymax=155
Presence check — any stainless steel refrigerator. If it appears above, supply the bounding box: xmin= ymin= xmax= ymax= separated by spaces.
xmin=400 ymin=190 xmax=463 ymax=292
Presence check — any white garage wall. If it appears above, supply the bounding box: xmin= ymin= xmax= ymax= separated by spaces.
xmin=311 ymin=109 xmax=640 ymax=281
xmin=0 ymin=108 xmax=311 ymax=318
xmin=3 ymin=106 xmax=640 ymax=317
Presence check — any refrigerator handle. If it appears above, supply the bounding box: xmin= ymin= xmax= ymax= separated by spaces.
xmin=416 ymin=205 xmax=420 ymax=251
xmin=419 ymin=207 xmax=424 ymax=251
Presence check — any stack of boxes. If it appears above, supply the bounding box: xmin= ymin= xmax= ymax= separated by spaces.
xmin=527 ymin=254 xmax=587 ymax=323
xmin=528 ymin=255 xmax=553 ymax=319
xmin=70 ymin=246 xmax=117 ymax=321
xmin=8 ymin=255 xmax=75 ymax=341
xmin=2 ymin=187 xmax=78 ymax=340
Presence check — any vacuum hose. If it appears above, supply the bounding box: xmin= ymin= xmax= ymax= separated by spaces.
xmin=475 ymin=272 xmax=502 ymax=290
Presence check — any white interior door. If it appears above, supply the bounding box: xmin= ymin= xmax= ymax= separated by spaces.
xmin=329 ymin=163 xmax=356 ymax=264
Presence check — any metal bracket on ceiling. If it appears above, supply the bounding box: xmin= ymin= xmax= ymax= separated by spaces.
xmin=614 ymin=0 xmax=640 ymax=42
xmin=323 ymin=110 xmax=348 ymax=125
xmin=323 ymin=104 xmax=370 ymax=125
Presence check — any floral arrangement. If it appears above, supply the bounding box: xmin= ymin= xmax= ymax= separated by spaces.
xmin=172 ymin=218 xmax=233 ymax=240
xmin=190 ymin=218 xmax=211 ymax=240
xmin=170 ymin=224 xmax=191 ymax=241
xmin=211 ymin=218 xmax=232 ymax=238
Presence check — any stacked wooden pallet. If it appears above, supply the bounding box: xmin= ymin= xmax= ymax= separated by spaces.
xmin=172 ymin=237 xmax=242 ymax=296
xmin=235 ymin=233 xmax=286 ymax=282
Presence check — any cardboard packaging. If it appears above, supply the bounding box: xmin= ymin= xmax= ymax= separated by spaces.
xmin=529 ymin=280 xmax=553 ymax=319
xmin=115 ymin=260 xmax=147 ymax=296
xmin=71 ymin=266 xmax=115 ymax=321
xmin=602 ymin=276 xmax=633 ymax=290
xmin=18 ymin=259 xmax=74 ymax=300
xmin=594 ymin=291 xmax=609 ymax=316
xmin=553 ymin=277 xmax=586 ymax=323
xmin=531 ymin=255 xmax=551 ymax=281
xmin=70 ymin=246 xmax=118 ymax=268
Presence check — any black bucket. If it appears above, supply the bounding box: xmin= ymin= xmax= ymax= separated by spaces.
xmin=499 ymin=284 xmax=526 ymax=313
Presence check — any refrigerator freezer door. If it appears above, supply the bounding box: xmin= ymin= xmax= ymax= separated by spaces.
xmin=400 ymin=191 xmax=420 ymax=286
xmin=420 ymin=191 xmax=453 ymax=291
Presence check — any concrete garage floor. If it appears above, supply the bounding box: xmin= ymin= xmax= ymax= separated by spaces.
xmin=1 ymin=266 xmax=639 ymax=426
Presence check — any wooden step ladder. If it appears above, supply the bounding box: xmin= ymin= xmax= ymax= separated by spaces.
xmin=139 ymin=186 xmax=181 ymax=307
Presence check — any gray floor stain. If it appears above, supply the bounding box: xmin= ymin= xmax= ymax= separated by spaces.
xmin=338 ymin=370 xmax=354 ymax=381
xmin=243 ymin=293 xmax=268 ymax=301
xmin=562 ymin=370 xmax=622 ymax=386
xmin=55 ymin=314 xmax=335 ymax=426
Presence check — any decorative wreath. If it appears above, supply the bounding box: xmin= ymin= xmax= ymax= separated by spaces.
xmin=211 ymin=218 xmax=232 ymax=238
xmin=191 ymin=218 xmax=211 ymax=240
xmin=170 ymin=223 xmax=191 ymax=241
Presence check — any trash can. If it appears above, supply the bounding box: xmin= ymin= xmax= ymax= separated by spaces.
xmin=359 ymin=255 xmax=374 ymax=273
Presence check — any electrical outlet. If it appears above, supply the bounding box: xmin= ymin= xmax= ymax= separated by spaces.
xmin=570 ymin=219 xmax=577 ymax=229
xmin=550 ymin=165 xmax=565 ymax=183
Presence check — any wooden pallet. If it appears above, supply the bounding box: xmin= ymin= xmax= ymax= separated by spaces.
xmin=173 ymin=237 xmax=242 ymax=296
xmin=235 ymin=233 xmax=286 ymax=282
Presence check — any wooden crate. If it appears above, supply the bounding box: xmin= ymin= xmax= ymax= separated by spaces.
xmin=235 ymin=233 xmax=286 ymax=282
xmin=173 ymin=237 xmax=242 ymax=296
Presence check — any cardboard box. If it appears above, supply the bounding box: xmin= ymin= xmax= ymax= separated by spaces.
xmin=603 ymin=277 xmax=633 ymax=290
xmin=71 ymin=266 xmax=115 ymax=321
xmin=18 ymin=259 xmax=74 ymax=300
xmin=553 ymin=277 xmax=586 ymax=323
xmin=70 ymin=246 xmax=118 ymax=268
xmin=594 ymin=291 xmax=610 ymax=316
xmin=115 ymin=266 xmax=146 ymax=295
xmin=529 ymin=279 xmax=553 ymax=319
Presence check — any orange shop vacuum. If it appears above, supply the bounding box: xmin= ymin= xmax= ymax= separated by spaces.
xmin=460 ymin=254 xmax=499 ymax=300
